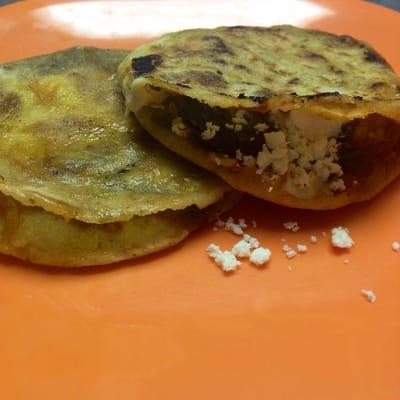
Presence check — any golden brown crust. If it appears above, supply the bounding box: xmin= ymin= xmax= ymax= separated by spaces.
xmin=0 ymin=191 xmax=241 ymax=267
xmin=119 ymin=25 xmax=400 ymax=120
xmin=0 ymin=47 xmax=230 ymax=224
xmin=120 ymin=25 xmax=400 ymax=209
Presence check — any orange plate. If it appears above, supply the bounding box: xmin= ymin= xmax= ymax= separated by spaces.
xmin=0 ymin=1 xmax=400 ymax=399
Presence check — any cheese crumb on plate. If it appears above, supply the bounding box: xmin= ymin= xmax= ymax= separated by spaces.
xmin=331 ymin=227 xmax=354 ymax=248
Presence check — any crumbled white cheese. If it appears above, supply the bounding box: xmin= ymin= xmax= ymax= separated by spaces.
xmin=283 ymin=221 xmax=300 ymax=232
xmin=242 ymin=234 xmax=260 ymax=249
xmin=232 ymin=109 xmax=248 ymax=125
xmin=288 ymin=265 xmax=293 ymax=272
xmin=201 ymin=121 xmax=220 ymax=140
xmin=282 ymin=243 xmax=290 ymax=252
xmin=268 ymin=186 xmax=273 ymax=192
xmin=310 ymin=235 xmax=318 ymax=244
xmin=207 ymin=244 xmax=241 ymax=272
xmin=331 ymin=227 xmax=354 ymax=248
xmin=231 ymin=240 xmax=252 ymax=258
xmin=343 ymin=259 xmax=350 ymax=264
xmin=361 ymin=289 xmax=376 ymax=304
xmin=282 ymin=243 xmax=297 ymax=258
xmin=171 ymin=117 xmax=188 ymax=137
xmin=235 ymin=149 xmax=243 ymax=161
xmin=329 ymin=178 xmax=346 ymax=192
xmin=286 ymin=249 xmax=297 ymax=259
xmin=225 ymin=123 xmax=234 ymax=129
xmin=297 ymin=244 xmax=308 ymax=253
xmin=392 ymin=241 xmax=400 ymax=252
xmin=254 ymin=123 xmax=268 ymax=133
xmin=216 ymin=217 xmax=246 ymax=235
xmin=250 ymin=247 xmax=272 ymax=266
xmin=251 ymin=220 xmax=257 ymax=228
xmin=322 ymin=231 xmax=327 ymax=237
xmin=242 ymin=155 xmax=256 ymax=167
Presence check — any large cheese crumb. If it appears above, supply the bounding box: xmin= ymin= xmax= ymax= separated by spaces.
xmin=361 ymin=289 xmax=377 ymax=304
xmin=207 ymin=244 xmax=241 ymax=271
xmin=331 ymin=227 xmax=354 ymax=248
xmin=392 ymin=241 xmax=400 ymax=252
xmin=231 ymin=240 xmax=252 ymax=258
xmin=250 ymin=247 xmax=272 ymax=266
xmin=201 ymin=121 xmax=220 ymax=140
xmin=283 ymin=221 xmax=300 ymax=232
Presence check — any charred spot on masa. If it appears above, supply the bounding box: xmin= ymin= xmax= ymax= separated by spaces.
xmin=304 ymin=51 xmax=327 ymax=61
xmin=237 ymin=92 xmax=271 ymax=104
xmin=189 ymin=71 xmax=227 ymax=88
xmin=203 ymin=35 xmax=234 ymax=56
xmin=175 ymin=82 xmax=191 ymax=89
xmin=329 ymin=65 xmax=344 ymax=75
xmin=337 ymin=34 xmax=360 ymax=47
xmin=131 ymin=54 xmax=162 ymax=77
xmin=234 ymin=64 xmax=250 ymax=72
xmin=370 ymin=81 xmax=386 ymax=89
xmin=288 ymin=78 xmax=300 ymax=85
xmin=212 ymin=59 xmax=226 ymax=67
xmin=0 ymin=92 xmax=20 ymax=115
xmin=306 ymin=92 xmax=340 ymax=99
xmin=364 ymin=48 xmax=388 ymax=65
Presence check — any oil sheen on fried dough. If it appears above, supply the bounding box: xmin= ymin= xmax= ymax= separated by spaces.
xmin=118 ymin=25 xmax=400 ymax=210
xmin=0 ymin=47 xmax=230 ymax=224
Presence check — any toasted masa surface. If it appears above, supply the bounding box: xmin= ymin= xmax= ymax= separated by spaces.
xmin=119 ymin=25 xmax=400 ymax=209
xmin=0 ymin=191 xmax=240 ymax=267
xmin=0 ymin=47 xmax=230 ymax=224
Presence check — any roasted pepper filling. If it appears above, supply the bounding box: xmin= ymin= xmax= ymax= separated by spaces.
xmin=149 ymin=93 xmax=400 ymax=199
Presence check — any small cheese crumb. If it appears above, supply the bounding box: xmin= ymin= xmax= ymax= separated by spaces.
xmin=331 ymin=227 xmax=354 ymax=248
xmin=252 ymin=220 xmax=257 ymax=228
xmin=392 ymin=241 xmax=400 ymax=252
xmin=250 ymin=247 xmax=272 ymax=266
xmin=231 ymin=240 xmax=251 ymax=258
xmin=201 ymin=121 xmax=220 ymax=140
xmin=297 ymin=244 xmax=308 ymax=253
xmin=171 ymin=117 xmax=188 ymax=137
xmin=216 ymin=217 xmax=246 ymax=235
xmin=207 ymin=244 xmax=241 ymax=272
xmin=288 ymin=265 xmax=293 ymax=272
xmin=343 ymin=259 xmax=350 ymax=264
xmin=322 ymin=231 xmax=327 ymax=237
xmin=242 ymin=234 xmax=260 ymax=249
xmin=254 ymin=123 xmax=268 ymax=133
xmin=283 ymin=221 xmax=300 ymax=232
xmin=268 ymin=186 xmax=273 ymax=193
xmin=286 ymin=249 xmax=297 ymax=259
xmin=310 ymin=235 xmax=318 ymax=244
xmin=282 ymin=243 xmax=291 ymax=252
xmin=361 ymin=289 xmax=377 ymax=304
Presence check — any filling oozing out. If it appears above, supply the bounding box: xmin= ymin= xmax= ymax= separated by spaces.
xmin=149 ymin=92 xmax=400 ymax=199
